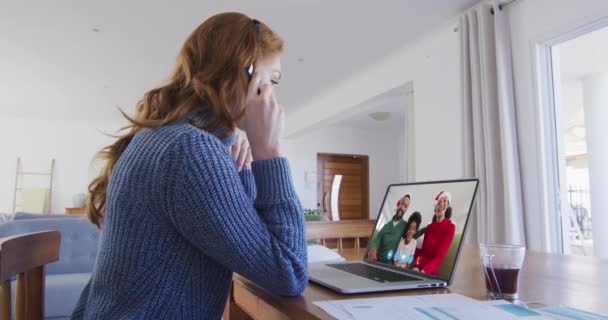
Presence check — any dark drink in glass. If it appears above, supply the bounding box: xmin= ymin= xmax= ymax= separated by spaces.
xmin=479 ymin=244 xmax=525 ymax=300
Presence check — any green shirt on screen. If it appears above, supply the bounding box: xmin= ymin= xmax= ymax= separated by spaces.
xmin=370 ymin=219 xmax=406 ymax=263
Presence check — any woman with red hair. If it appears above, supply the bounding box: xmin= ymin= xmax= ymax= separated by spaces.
xmin=413 ymin=191 xmax=456 ymax=275
xmin=72 ymin=12 xmax=306 ymax=319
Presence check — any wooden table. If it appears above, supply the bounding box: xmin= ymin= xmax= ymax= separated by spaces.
xmin=228 ymin=245 xmax=608 ymax=319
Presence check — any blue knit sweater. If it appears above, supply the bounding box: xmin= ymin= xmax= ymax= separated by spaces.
xmin=71 ymin=119 xmax=308 ymax=319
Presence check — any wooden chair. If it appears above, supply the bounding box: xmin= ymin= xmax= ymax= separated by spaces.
xmin=306 ymin=220 xmax=376 ymax=251
xmin=0 ymin=231 xmax=61 ymax=320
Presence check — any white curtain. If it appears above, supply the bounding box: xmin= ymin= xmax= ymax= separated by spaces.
xmin=460 ymin=1 xmax=527 ymax=246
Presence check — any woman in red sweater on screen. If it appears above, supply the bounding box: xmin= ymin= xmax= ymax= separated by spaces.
xmin=413 ymin=191 xmax=456 ymax=275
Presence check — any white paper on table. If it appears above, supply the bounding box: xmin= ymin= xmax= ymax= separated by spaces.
xmin=314 ymin=293 xmax=555 ymax=320
xmin=307 ymin=245 xmax=346 ymax=263
xmin=315 ymin=301 xmax=355 ymax=320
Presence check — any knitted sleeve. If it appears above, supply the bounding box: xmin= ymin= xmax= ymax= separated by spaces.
xmin=70 ymin=278 xmax=91 ymax=319
xmin=238 ymin=169 xmax=257 ymax=201
xmin=166 ymin=130 xmax=307 ymax=296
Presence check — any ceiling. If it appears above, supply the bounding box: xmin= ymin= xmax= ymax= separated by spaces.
xmin=0 ymin=0 xmax=478 ymax=123
xmin=332 ymin=84 xmax=411 ymax=133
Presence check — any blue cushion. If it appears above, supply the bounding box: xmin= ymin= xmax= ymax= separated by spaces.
xmin=11 ymin=273 xmax=91 ymax=318
xmin=14 ymin=212 xmax=82 ymax=220
xmin=0 ymin=217 xmax=100 ymax=274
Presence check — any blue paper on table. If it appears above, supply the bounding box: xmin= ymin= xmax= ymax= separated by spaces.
xmin=482 ymin=300 xmax=606 ymax=320
xmin=495 ymin=304 xmax=542 ymax=317
xmin=538 ymin=305 xmax=608 ymax=320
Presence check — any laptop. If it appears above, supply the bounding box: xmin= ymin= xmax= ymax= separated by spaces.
xmin=308 ymin=179 xmax=479 ymax=294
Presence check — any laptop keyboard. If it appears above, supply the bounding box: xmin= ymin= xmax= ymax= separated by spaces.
xmin=327 ymin=262 xmax=419 ymax=283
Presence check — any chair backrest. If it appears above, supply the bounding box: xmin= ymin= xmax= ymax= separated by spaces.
xmin=0 ymin=230 xmax=60 ymax=320
xmin=304 ymin=215 xmax=329 ymax=245
xmin=0 ymin=217 xmax=99 ymax=275
xmin=306 ymin=220 xmax=376 ymax=251
xmin=304 ymin=215 xmax=330 ymax=222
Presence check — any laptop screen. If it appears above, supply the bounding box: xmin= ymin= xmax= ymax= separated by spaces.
xmin=365 ymin=179 xmax=479 ymax=281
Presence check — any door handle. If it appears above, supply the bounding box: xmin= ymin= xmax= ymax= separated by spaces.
xmin=323 ymin=192 xmax=328 ymax=212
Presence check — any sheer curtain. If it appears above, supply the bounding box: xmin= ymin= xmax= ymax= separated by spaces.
xmin=460 ymin=1 xmax=528 ymax=246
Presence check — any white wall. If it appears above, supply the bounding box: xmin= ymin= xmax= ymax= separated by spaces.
xmin=282 ymin=126 xmax=400 ymax=219
xmin=507 ymin=0 xmax=608 ymax=252
xmin=0 ymin=117 xmax=124 ymax=213
xmin=285 ymin=19 xmax=463 ymax=182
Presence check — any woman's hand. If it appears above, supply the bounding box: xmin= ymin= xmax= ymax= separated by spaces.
xmin=241 ymin=73 xmax=284 ymax=161
xmin=229 ymin=135 xmax=253 ymax=172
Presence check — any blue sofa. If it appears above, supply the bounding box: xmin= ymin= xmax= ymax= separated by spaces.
xmin=0 ymin=215 xmax=100 ymax=319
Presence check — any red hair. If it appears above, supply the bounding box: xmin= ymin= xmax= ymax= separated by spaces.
xmin=87 ymin=12 xmax=283 ymax=227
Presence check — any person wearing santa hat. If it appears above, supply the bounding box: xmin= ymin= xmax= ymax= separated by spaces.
xmin=412 ymin=191 xmax=456 ymax=275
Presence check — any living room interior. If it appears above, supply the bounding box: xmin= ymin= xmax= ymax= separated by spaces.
xmin=1 ymin=0 xmax=608 ymax=319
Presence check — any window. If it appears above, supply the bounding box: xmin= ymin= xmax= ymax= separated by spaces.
xmin=548 ymin=25 xmax=608 ymax=256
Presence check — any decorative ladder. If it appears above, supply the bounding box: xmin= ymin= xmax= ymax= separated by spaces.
xmin=11 ymin=158 xmax=56 ymax=214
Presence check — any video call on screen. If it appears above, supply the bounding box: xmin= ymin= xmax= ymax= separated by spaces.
xmin=366 ymin=180 xmax=477 ymax=280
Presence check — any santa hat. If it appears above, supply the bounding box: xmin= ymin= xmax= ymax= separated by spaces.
xmin=433 ymin=191 xmax=452 ymax=206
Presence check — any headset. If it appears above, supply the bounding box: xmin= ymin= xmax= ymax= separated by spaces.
xmin=246 ymin=19 xmax=261 ymax=81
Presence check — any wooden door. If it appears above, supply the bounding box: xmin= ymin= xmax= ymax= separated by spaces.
xmin=317 ymin=153 xmax=369 ymax=220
